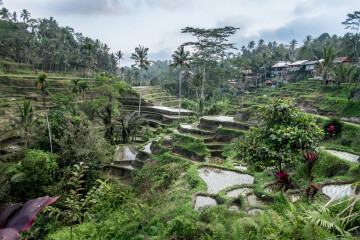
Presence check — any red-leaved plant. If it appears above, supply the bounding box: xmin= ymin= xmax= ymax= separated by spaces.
xmin=327 ymin=125 xmax=336 ymax=138
xmin=303 ymin=151 xmax=318 ymax=184
xmin=276 ymin=171 xmax=292 ymax=192
xmin=0 ymin=196 xmax=58 ymax=240
xmin=306 ymin=183 xmax=318 ymax=200
xmin=303 ymin=151 xmax=319 ymax=200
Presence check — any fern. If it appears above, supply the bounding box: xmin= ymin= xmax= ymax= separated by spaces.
xmin=232 ymin=221 xmax=243 ymax=239
xmin=303 ymin=204 xmax=351 ymax=237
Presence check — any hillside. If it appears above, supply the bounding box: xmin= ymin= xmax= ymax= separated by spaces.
xmin=1 ymin=61 xmax=360 ymax=239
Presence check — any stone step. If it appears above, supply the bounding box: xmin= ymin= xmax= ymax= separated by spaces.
xmin=145 ymin=119 xmax=170 ymax=128
xmin=178 ymin=124 xmax=215 ymax=137
xmin=161 ymin=100 xmax=179 ymax=107
xmin=210 ymin=150 xmax=224 ymax=156
xmin=168 ymin=152 xmax=197 ymax=163
xmin=199 ymin=116 xmax=251 ymax=132
xmin=150 ymin=96 xmax=178 ymax=102
xmin=143 ymin=92 xmax=169 ymax=99
xmin=122 ymin=105 xmax=193 ymax=116
xmin=205 ymin=144 xmax=226 ymax=151
xmin=112 ymin=160 xmax=134 ymax=166
xmin=204 ymin=138 xmax=230 ymax=144
xmin=172 ymin=145 xmax=205 ymax=162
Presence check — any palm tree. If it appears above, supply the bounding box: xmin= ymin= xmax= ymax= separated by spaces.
xmin=241 ymin=45 xmax=246 ymax=54
xmin=248 ymin=41 xmax=255 ymax=50
xmin=317 ymin=45 xmax=336 ymax=85
xmin=115 ymin=50 xmax=124 ymax=76
xmin=11 ymin=12 xmax=17 ymax=22
xmin=71 ymin=79 xmax=80 ymax=94
xmin=335 ymin=63 xmax=356 ymax=83
xmin=78 ymin=81 xmax=89 ymax=100
xmin=131 ymin=45 xmax=151 ymax=115
xmin=35 ymin=73 xmax=53 ymax=153
xmin=303 ymin=35 xmax=312 ymax=47
xmin=20 ymin=9 xmax=30 ymax=23
xmin=8 ymin=101 xmax=39 ymax=135
xmin=289 ymin=39 xmax=297 ymax=60
xmin=290 ymin=39 xmax=297 ymax=49
xmin=103 ymin=43 xmax=110 ymax=53
xmin=0 ymin=7 xmax=11 ymax=20
xmin=258 ymin=39 xmax=265 ymax=48
xmin=118 ymin=111 xmax=144 ymax=143
xmin=171 ymin=45 xmax=190 ymax=120
xmin=83 ymin=42 xmax=95 ymax=101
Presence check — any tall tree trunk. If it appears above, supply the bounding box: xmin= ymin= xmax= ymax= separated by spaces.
xmin=89 ymin=60 xmax=93 ymax=102
xmin=195 ymin=88 xmax=199 ymax=112
xmin=139 ymin=67 xmax=143 ymax=115
xmin=43 ymin=91 xmax=53 ymax=154
xmin=201 ymin=65 xmax=205 ymax=99
xmin=178 ymin=67 xmax=182 ymax=122
xmin=118 ymin=60 xmax=121 ymax=78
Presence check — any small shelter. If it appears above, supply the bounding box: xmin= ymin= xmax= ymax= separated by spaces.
xmin=333 ymin=57 xmax=352 ymax=65
xmin=265 ymin=80 xmax=273 ymax=87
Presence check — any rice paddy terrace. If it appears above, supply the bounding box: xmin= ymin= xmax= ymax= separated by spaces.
xmin=1 ymin=62 xmax=359 ymax=218
xmin=120 ymin=86 xmax=194 ymax=129
xmin=0 ymin=71 xmax=195 ymax=161
xmin=109 ymin=110 xmax=359 ymax=214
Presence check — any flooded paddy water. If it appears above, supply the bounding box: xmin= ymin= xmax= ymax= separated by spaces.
xmin=322 ymin=184 xmax=354 ymax=200
xmin=198 ymin=167 xmax=254 ymax=194
xmin=115 ymin=145 xmax=138 ymax=161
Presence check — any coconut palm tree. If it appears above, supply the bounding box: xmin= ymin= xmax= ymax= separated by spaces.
xmin=20 ymin=9 xmax=30 ymax=23
xmin=131 ymin=45 xmax=151 ymax=115
xmin=171 ymin=45 xmax=190 ymax=120
xmin=289 ymin=39 xmax=297 ymax=60
xmin=115 ymin=51 xmax=123 ymax=66
xmin=335 ymin=63 xmax=356 ymax=84
xmin=78 ymin=81 xmax=89 ymax=100
xmin=35 ymin=73 xmax=53 ymax=153
xmin=118 ymin=111 xmax=144 ymax=143
xmin=71 ymin=79 xmax=80 ymax=94
xmin=11 ymin=12 xmax=17 ymax=22
xmin=303 ymin=35 xmax=312 ymax=47
xmin=258 ymin=39 xmax=265 ymax=48
xmin=0 ymin=7 xmax=11 ymax=20
xmin=317 ymin=45 xmax=336 ymax=85
xmin=248 ymin=41 xmax=255 ymax=50
xmin=8 ymin=101 xmax=39 ymax=135
xmin=115 ymin=50 xmax=124 ymax=76
xmin=241 ymin=45 xmax=246 ymax=54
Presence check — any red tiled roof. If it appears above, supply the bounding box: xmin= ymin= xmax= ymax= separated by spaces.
xmin=333 ymin=57 xmax=351 ymax=62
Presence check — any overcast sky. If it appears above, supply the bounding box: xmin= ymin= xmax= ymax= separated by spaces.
xmin=4 ymin=0 xmax=360 ymax=66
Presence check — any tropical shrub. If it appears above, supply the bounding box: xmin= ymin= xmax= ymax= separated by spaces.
xmin=181 ymin=98 xmax=196 ymax=111
xmin=323 ymin=117 xmax=343 ymax=139
xmin=207 ymin=98 xmax=230 ymax=115
xmin=46 ymin=162 xmax=108 ymax=240
xmin=240 ymin=98 xmax=324 ymax=171
xmin=6 ymin=149 xmax=58 ymax=199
